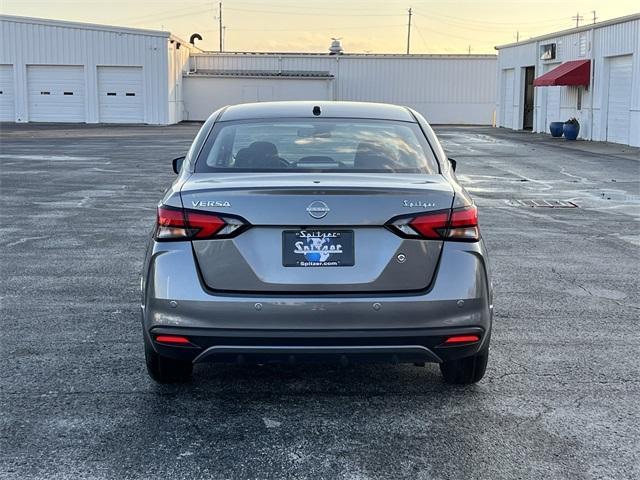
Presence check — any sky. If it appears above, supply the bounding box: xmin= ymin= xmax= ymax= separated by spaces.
xmin=2 ymin=0 xmax=639 ymax=54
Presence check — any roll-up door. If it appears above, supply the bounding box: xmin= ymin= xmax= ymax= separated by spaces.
xmin=27 ymin=65 xmax=85 ymax=122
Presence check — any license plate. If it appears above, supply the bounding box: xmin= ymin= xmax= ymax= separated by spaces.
xmin=282 ymin=230 xmax=355 ymax=267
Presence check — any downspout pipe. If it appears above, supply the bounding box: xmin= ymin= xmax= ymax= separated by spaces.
xmin=588 ymin=26 xmax=595 ymax=141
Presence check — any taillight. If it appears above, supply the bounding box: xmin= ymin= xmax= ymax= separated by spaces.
xmin=388 ymin=205 xmax=479 ymax=241
xmin=155 ymin=205 xmax=248 ymax=241
xmin=446 ymin=206 xmax=479 ymax=241
xmin=184 ymin=210 xmax=226 ymax=239
xmin=408 ymin=210 xmax=450 ymax=239
xmin=155 ymin=335 xmax=192 ymax=345
xmin=443 ymin=334 xmax=480 ymax=345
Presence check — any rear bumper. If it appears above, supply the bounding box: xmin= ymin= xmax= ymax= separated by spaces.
xmin=141 ymin=239 xmax=493 ymax=364
xmin=146 ymin=326 xmax=487 ymax=364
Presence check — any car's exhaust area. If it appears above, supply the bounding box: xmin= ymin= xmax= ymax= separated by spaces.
xmin=192 ymin=345 xmax=443 ymax=365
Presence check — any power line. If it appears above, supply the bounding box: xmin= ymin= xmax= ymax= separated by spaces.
xmin=408 ymin=22 xmax=497 ymax=46
xmin=111 ymin=5 xmax=212 ymax=25
xmin=411 ymin=21 xmax=429 ymax=52
xmin=413 ymin=10 xmax=573 ymax=27
xmin=224 ymin=6 xmax=404 ymax=17
xmin=228 ymin=0 xmax=403 ymax=15
xmin=225 ymin=24 xmax=406 ymax=33
xmin=410 ymin=12 xmax=571 ymax=38
xmin=420 ymin=18 xmax=569 ymax=34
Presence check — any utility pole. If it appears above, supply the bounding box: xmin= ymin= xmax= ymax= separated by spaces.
xmin=468 ymin=45 xmax=471 ymax=54
xmin=516 ymin=31 xmax=519 ymax=42
xmin=571 ymin=12 xmax=583 ymax=28
xmin=406 ymin=7 xmax=412 ymax=55
xmin=591 ymin=10 xmax=597 ymax=24
xmin=219 ymin=2 xmax=223 ymax=52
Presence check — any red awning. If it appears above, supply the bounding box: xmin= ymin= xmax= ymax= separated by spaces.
xmin=533 ymin=60 xmax=590 ymax=87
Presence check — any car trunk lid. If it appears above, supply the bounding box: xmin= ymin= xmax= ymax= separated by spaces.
xmin=180 ymin=173 xmax=454 ymax=293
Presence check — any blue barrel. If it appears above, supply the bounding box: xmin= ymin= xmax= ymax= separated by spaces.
xmin=549 ymin=122 xmax=564 ymax=137
xmin=563 ymin=122 xmax=580 ymax=141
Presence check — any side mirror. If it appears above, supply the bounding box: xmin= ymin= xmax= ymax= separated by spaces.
xmin=172 ymin=156 xmax=186 ymax=174
xmin=448 ymin=157 xmax=457 ymax=172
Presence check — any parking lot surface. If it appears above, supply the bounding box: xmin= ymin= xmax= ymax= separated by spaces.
xmin=1 ymin=123 xmax=639 ymax=480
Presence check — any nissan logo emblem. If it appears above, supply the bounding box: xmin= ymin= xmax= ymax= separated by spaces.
xmin=306 ymin=201 xmax=330 ymax=219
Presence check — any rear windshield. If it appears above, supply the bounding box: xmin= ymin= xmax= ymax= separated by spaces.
xmin=194 ymin=118 xmax=440 ymax=173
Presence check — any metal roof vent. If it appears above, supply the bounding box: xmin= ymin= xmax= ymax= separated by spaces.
xmin=329 ymin=38 xmax=343 ymax=55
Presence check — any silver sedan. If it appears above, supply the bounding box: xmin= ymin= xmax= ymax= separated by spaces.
xmin=141 ymin=101 xmax=493 ymax=384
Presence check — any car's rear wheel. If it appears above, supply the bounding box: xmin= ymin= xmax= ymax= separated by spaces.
xmin=439 ymin=349 xmax=489 ymax=384
xmin=145 ymin=342 xmax=193 ymax=383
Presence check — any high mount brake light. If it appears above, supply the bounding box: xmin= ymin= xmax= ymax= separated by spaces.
xmin=155 ymin=205 xmax=247 ymax=241
xmin=389 ymin=205 xmax=479 ymax=241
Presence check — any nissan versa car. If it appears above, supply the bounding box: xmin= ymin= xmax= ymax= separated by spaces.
xmin=141 ymin=101 xmax=493 ymax=384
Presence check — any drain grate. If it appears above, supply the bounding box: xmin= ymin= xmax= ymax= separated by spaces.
xmin=512 ymin=199 xmax=578 ymax=208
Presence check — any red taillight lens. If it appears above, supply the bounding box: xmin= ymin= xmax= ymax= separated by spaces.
xmin=409 ymin=210 xmax=450 ymax=239
xmin=155 ymin=335 xmax=191 ymax=345
xmin=184 ymin=210 xmax=225 ymax=239
xmin=449 ymin=206 xmax=477 ymax=228
xmin=446 ymin=206 xmax=479 ymax=241
xmin=443 ymin=334 xmax=480 ymax=344
xmin=389 ymin=205 xmax=479 ymax=241
xmin=155 ymin=205 xmax=247 ymax=241
xmin=156 ymin=206 xmax=189 ymax=240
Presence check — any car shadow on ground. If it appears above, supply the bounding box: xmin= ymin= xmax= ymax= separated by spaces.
xmin=188 ymin=363 xmax=464 ymax=390
xmin=145 ymin=362 xmax=485 ymax=400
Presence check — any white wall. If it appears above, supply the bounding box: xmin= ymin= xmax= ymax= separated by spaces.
xmin=496 ymin=15 xmax=640 ymax=146
xmin=0 ymin=15 xmax=172 ymax=124
xmin=183 ymin=76 xmax=333 ymax=121
xmin=167 ymin=40 xmax=192 ymax=124
xmin=188 ymin=54 xmax=497 ymax=124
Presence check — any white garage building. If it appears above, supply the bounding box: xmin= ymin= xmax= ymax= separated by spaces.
xmin=0 ymin=15 xmax=194 ymax=124
xmin=496 ymin=13 xmax=640 ymax=147
xmin=1 ymin=14 xmax=497 ymax=126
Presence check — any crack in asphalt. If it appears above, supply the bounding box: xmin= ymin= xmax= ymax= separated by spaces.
xmin=551 ymin=267 xmax=640 ymax=311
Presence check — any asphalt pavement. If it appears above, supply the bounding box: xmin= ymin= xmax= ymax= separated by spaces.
xmin=1 ymin=123 xmax=638 ymax=480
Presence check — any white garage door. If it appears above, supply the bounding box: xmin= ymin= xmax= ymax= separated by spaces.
xmin=0 ymin=65 xmax=15 ymax=122
xmin=27 ymin=65 xmax=85 ymax=122
xmin=606 ymin=55 xmax=633 ymax=144
xmin=501 ymin=69 xmax=514 ymax=128
xmin=98 ymin=66 xmax=144 ymax=123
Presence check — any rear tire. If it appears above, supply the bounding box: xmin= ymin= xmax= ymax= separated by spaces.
xmin=440 ymin=349 xmax=489 ymax=385
xmin=145 ymin=343 xmax=193 ymax=383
